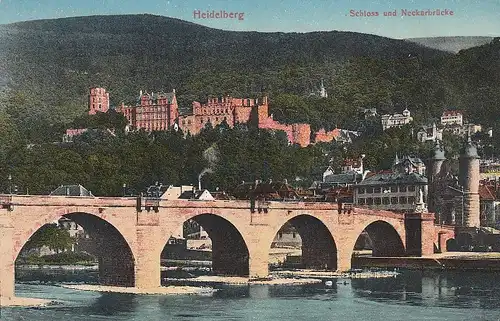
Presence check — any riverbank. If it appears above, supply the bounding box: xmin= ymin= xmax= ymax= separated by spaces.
xmin=165 ymin=275 xmax=322 ymax=285
xmin=61 ymin=284 xmax=216 ymax=295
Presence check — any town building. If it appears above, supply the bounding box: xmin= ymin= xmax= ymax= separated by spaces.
xmin=88 ymin=87 xmax=110 ymax=115
xmin=441 ymin=110 xmax=463 ymax=126
xmin=416 ymin=123 xmax=443 ymax=143
xmin=479 ymin=179 xmax=500 ymax=229
xmin=309 ymin=80 xmax=328 ymax=98
xmin=116 ymin=89 xmax=179 ymax=132
xmin=381 ymin=108 xmax=413 ymax=130
xmin=443 ymin=123 xmax=482 ymax=137
xmin=309 ymin=156 xmax=369 ymax=198
xmin=352 ymin=155 xmax=428 ymax=213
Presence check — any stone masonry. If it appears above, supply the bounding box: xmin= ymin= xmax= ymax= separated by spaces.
xmin=0 ymin=195 xmax=449 ymax=300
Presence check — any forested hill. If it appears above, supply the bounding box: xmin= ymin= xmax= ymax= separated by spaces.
xmin=0 ymin=15 xmax=447 ymax=119
xmin=0 ymin=14 xmax=499 ymax=140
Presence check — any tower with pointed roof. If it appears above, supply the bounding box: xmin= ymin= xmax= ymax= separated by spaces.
xmin=459 ymin=134 xmax=480 ymax=227
xmin=428 ymin=140 xmax=446 ymax=214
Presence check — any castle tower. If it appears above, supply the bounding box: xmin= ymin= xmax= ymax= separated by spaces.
xmin=88 ymin=87 xmax=110 ymax=115
xmin=459 ymin=135 xmax=480 ymax=227
xmin=428 ymin=140 xmax=446 ymax=214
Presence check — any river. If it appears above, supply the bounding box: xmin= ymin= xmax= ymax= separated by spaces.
xmin=2 ymin=269 xmax=500 ymax=320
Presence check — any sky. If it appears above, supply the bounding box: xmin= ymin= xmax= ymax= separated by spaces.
xmin=0 ymin=0 xmax=499 ymax=38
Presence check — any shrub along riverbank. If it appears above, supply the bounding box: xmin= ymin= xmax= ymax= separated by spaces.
xmin=16 ymin=252 xmax=97 ymax=266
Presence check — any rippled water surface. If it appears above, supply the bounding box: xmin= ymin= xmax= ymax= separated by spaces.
xmin=2 ymin=270 xmax=500 ymax=320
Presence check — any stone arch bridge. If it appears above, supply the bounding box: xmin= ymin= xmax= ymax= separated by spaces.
xmin=0 ymin=195 xmax=454 ymax=299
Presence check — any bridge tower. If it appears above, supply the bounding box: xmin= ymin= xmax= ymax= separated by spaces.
xmin=428 ymin=140 xmax=446 ymax=216
xmin=459 ymin=135 xmax=480 ymax=227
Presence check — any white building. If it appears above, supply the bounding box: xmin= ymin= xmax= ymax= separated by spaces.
xmin=441 ymin=110 xmax=463 ymax=126
xmin=416 ymin=123 xmax=443 ymax=143
xmin=381 ymin=109 xmax=413 ymax=130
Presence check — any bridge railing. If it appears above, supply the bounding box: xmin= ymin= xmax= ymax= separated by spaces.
xmin=136 ymin=196 xmax=160 ymax=213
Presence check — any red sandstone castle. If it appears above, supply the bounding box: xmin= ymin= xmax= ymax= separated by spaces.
xmin=88 ymin=87 xmax=342 ymax=147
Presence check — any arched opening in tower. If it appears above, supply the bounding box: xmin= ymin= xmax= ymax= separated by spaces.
xmin=270 ymin=215 xmax=337 ymax=270
xmin=351 ymin=220 xmax=405 ymax=264
xmin=160 ymin=214 xmax=249 ymax=276
xmin=15 ymin=213 xmax=135 ymax=288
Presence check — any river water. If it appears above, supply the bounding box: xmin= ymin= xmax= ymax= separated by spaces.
xmin=2 ymin=269 xmax=500 ymax=320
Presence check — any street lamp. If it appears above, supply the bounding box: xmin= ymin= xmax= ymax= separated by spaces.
xmin=122 ymin=183 xmax=127 ymax=197
xmin=8 ymin=174 xmax=12 ymax=194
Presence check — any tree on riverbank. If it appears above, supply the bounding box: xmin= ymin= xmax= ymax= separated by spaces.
xmin=23 ymin=223 xmax=74 ymax=254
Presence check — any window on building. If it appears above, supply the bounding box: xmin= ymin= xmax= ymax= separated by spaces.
xmin=366 ymin=187 xmax=373 ymax=193
xmin=375 ymin=198 xmax=381 ymax=205
xmin=391 ymin=197 xmax=398 ymax=204
xmin=383 ymin=197 xmax=390 ymax=205
xmin=367 ymin=198 xmax=373 ymax=205
xmin=188 ymin=120 xmax=191 ymax=125
xmin=292 ymin=232 xmax=296 ymax=239
xmin=200 ymin=118 xmax=203 ymax=123
xmin=390 ymin=185 xmax=397 ymax=192
xmin=374 ymin=187 xmax=381 ymax=193
xmin=358 ymin=188 xmax=365 ymax=194
xmin=358 ymin=198 xmax=365 ymax=205
xmin=399 ymin=186 xmax=407 ymax=192
xmin=399 ymin=196 xmax=407 ymax=204
xmin=408 ymin=185 xmax=416 ymax=192
xmin=408 ymin=196 xmax=416 ymax=204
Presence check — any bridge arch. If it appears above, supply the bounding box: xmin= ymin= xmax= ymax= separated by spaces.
xmin=14 ymin=208 xmax=136 ymax=287
xmin=159 ymin=212 xmax=250 ymax=276
xmin=352 ymin=219 xmax=406 ymax=257
xmin=269 ymin=213 xmax=338 ymax=270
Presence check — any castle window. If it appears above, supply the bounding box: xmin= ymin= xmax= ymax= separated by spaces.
xmin=390 ymin=185 xmax=397 ymax=192
xmin=399 ymin=196 xmax=407 ymax=204
xmin=391 ymin=197 xmax=398 ymax=204
xmin=366 ymin=198 xmax=373 ymax=205
xmin=408 ymin=196 xmax=416 ymax=204
xmin=374 ymin=187 xmax=381 ymax=193
xmin=382 ymin=197 xmax=390 ymax=205
xmin=358 ymin=188 xmax=365 ymax=194
xmin=200 ymin=118 xmax=203 ymax=124
xmin=366 ymin=187 xmax=373 ymax=194
xmin=408 ymin=185 xmax=416 ymax=192
xmin=375 ymin=198 xmax=381 ymax=205
xmin=399 ymin=186 xmax=407 ymax=193
xmin=358 ymin=198 xmax=365 ymax=205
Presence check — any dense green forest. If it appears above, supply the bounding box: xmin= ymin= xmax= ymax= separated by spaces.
xmin=0 ymin=14 xmax=498 ymax=195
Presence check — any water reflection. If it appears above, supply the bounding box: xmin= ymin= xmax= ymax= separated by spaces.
xmin=7 ymin=269 xmax=500 ymax=321
xmin=351 ymin=270 xmax=500 ymax=309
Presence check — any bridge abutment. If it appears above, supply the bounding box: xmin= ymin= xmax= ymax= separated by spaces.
xmin=0 ymin=217 xmax=15 ymax=300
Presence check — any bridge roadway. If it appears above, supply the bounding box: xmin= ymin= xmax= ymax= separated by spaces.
xmin=0 ymin=195 xmax=455 ymax=299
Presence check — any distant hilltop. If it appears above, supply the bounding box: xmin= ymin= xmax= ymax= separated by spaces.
xmin=405 ymin=36 xmax=494 ymax=53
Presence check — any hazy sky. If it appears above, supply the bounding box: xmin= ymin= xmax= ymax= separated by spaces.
xmin=1 ymin=0 xmax=499 ymax=38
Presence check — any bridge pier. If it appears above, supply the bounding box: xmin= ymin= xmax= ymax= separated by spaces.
xmin=135 ymin=223 xmax=161 ymax=289
xmin=0 ymin=216 xmax=15 ymax=301
xmin=421 ymin=215 xmax=436 ymax=256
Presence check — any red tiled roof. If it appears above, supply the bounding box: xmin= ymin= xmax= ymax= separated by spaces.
xmin=479 ymin=185 xmax=496 ymax=201
xmin=442 ymin=110 xmax=463 ymax=116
